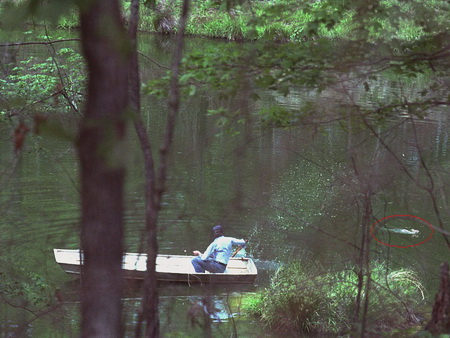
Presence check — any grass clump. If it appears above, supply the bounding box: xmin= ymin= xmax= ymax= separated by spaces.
xmin=242 ymin=261 xmax=426 ymax=335
xmin=242 ymin=262 xmax=336 ymax=334
xmin=261 ymin=263 xmax=324 ymax=332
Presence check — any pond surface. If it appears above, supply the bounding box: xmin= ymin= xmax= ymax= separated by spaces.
xmin=1 ymin=27 xmax=449 ymax=336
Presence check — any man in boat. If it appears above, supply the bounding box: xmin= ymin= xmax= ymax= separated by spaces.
xmin=191 ymin=225 xmax=247 ymax=273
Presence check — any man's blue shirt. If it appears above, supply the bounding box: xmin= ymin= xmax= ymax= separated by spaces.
xmin=201 ymin=236 xmax=246 ymax=265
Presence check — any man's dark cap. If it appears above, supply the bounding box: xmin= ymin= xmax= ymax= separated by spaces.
xmin=212 ymin=225 xmax=223 ymax=234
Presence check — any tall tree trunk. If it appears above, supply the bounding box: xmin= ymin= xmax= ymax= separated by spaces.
xmin=77 ymin=0 xmax=129 ymax=336
xmin=426 ymin=262 xmax=450 ymax=334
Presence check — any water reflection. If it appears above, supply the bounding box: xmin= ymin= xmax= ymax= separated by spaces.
xmin=119 ymin=282 xmax=265 ymax=336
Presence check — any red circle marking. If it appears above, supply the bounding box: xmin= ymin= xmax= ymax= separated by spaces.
xmin=370 ymin=215 xmax=434 ymax=248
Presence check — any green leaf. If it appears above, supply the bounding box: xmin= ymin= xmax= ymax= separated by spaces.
xmin=188 ymin=85 xmax=197 ymax=96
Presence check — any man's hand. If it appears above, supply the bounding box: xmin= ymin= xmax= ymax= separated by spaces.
xmin=239 ymin=240 xmax=249 ymax=248
xmin=192 ymin=250 xmax=202 ymax=256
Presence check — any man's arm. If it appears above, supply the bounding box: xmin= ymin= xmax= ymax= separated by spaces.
xmin=192 ymin=242 xmax=214 ymax=260
xmin=232 ymin=238 xmax=248 ymax=247
xmin=200 ymin=242 xmax=214 ymax=260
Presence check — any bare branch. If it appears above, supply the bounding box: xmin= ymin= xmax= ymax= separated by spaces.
xmin=0 ymin=39 xmax=80 ymax=47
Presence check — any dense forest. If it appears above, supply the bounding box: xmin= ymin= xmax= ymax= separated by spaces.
xmin=1 ymin=0 xmax=450 ymax=336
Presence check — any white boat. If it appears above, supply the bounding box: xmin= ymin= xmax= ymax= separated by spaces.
xmin=380 ymin=228 xmax=420 ymax=236
xmin=53 ymin=249 xmax=257 ymax=284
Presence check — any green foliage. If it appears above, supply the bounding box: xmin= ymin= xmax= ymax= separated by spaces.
xmin=241 ymin=292 xmax=264 ymax=317
xmin=144 ymin=43 xmax=251 ymax=131
xmin=56 ymin=9 xmax=79 ymax=29
xmin=191 ymin=11 xmax=247 ymax=41
xmin=0 ymin=46 xmax=85 ymax=117
xmin=242 ymin=261 xmax=426 ymax=335
xmin=3 ymin=0 xmax=448 ymax=43
xmin=3 ymin=55 xmax=59 ymax=97
xmin=181 ymin=45 xmax=244 ymax=96
xmin=135 ymin=0 xmax=450 ymax=42
xmin=0 ymin=0 xmax=78 ymax=28
xmin=1 ymin=270 xmax=51 ymax=308
xmin=0 ymin=248 xmax=63 ymax=310
xmin=258 ymin=106 xmax=296 ymax=127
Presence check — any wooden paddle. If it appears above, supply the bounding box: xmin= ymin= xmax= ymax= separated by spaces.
xmin=231 ymin=240 xmax=248 ymax=258
xmin=231 ymin=246 xmax=243 ymax=258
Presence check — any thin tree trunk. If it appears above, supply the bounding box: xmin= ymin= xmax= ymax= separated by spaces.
xmin=78 ymin=0 xmax=129 ymax=336
xmin=143 ymin=1 xmax=190 ymax=337
xmin=128 ymin=0 xmax=190 ymax=336
xmin=127 ymin=0 xmax=159 ymax=336
xmin=348 ymin=140 xmax=374 ymax=336
xmin=360 ymin=194 xmax=373 ymax=336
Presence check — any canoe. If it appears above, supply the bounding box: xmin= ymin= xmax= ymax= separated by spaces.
xmin=53 ymin=249 xmax=257 ymax=284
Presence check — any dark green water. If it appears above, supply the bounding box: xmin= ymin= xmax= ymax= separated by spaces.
xmin=1 ymin=27 xmax=449 ymax=336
